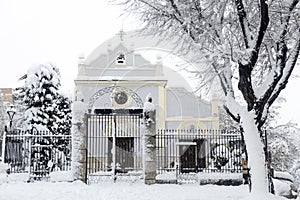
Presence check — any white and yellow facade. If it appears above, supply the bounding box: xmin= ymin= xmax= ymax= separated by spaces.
xmin=74 ymin=31 xmax=219 ymax=130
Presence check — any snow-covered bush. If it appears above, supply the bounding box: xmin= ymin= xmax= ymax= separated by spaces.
xmin=269 ymin=137 xmax=291 ymax=170
xmin=263 ymin=104 xmax=300 ymax=187
xmin=268 ymin=124 xmax=300 ymax=182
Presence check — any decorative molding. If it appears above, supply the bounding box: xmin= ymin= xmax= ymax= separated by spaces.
xmin=110 ymin=87 xmax=133 ymax=108
xmin=88 ymin=86 xmax=143 ymax=110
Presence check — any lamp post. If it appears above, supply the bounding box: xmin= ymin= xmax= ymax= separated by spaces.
xmin=7 ymin=104 xmax=16 ymax=131
xmin=1 ymin=104 xmax=16 ymax=163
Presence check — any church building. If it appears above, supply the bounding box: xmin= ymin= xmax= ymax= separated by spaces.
xmin=74 ymin=30 xmax=219 ymax=130
xmin=72 ymin=31 xmax=242 ymax=182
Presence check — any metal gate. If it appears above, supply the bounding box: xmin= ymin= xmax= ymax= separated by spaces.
xmin=179 ymin=139 xmax=206 ymax=173
xmin=4 ymin=129 xmax=71 ymax=178
xmin=86 ymin=109 xmax=143 ymax=183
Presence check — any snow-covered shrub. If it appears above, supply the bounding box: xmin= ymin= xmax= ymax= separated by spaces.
xmin=268 ymin=124 xmax=300 ymax=179
xmin=269 ymin=137 xmax=290 ymax=170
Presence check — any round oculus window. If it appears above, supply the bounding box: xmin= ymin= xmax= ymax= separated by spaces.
xmin=114 ymin=91 xmax=128 ymax=105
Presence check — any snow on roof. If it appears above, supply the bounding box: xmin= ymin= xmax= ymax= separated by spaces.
xmin=84 ymin=30 xmax=184 ymax=66
xmin=83 ymin=30 xmax=194 ymax=92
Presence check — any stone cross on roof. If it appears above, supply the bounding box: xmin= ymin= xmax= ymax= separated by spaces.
xmin=116 ymin=29 xmax=126 ymax=41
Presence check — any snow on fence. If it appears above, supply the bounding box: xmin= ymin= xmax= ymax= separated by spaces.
xmin=3 ymin=129 xmax=71 ymax=179
xmin=156 ymin=129 xmax=244 ymax=178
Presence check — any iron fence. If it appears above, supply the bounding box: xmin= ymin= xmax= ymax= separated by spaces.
xmin=86 ymin=126 xmax=244 ymax=183
xmin=86 ymin=111 xmax=143 ymax=181
xmin=156 ymin=129 xmax=244 ymax=176
xmin=4 ymin=129 xmax=71 ymax=178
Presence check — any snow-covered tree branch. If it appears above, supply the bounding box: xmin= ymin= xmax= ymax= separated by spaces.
xmin=115 ymin=0 xmax=300 ymax=195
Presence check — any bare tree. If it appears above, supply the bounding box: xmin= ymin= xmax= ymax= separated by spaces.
xmin=116 ymin=0 xmax=300 ymax=195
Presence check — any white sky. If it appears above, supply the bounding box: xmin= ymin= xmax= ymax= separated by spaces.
xmin=0 ymin=0 xmax=299 ymax=125
xmin=0 ymin=0 xmax=137 ymax=91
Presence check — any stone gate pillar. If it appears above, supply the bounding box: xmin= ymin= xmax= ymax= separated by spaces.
xmin=71 ymin=100 xmax=87 ymax=183
xmin=143 ymin=95 xmax=156 ymax=185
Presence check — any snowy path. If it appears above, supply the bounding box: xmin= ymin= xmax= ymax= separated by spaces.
xmin=0 ymin=181 xmax=253 ymax=200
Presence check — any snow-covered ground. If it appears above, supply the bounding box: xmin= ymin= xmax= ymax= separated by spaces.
xmin=0 ymin=180 xmax=289 ymax=200
xmin=0 ymin=180 xmax=249 ymax=200
xmin=0 ymin=173 xmax=287 ymax=200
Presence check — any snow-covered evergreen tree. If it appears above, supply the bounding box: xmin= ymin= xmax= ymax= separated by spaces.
xmin=55 ymin=94 xmax=72 ymax=163
xmin=56 ymin=94 xmax=72 ymax=135
xmin=14 ymin=64 xmax=72 ymax=173
xmin=15 ymin=66 xmax=72 ymax=135
xmin=20 ymin=64 xmax=61 ymax=132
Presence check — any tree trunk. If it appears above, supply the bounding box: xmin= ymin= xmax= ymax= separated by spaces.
xmin=239 ymin=110 xmax=268 ymax=195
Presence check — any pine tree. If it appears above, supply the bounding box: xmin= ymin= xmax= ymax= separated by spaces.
xmin=15 ymin=64 xmax=72 ymax=134
xmin=55 ymin=94 xmax=72 ymax=163
xmin=15 ymin=64 xmax=72 ymax=173
xmin=56 ymin=94 xmax=72 ymax=135
xmin=21 ymin=64 xmax=61 ymax=132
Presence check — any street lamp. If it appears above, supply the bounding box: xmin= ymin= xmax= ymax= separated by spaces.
xmin=6 ymin=104 xmax=16 ymax=131
xmin=1 ymin=104 xmax=16 ymax=163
